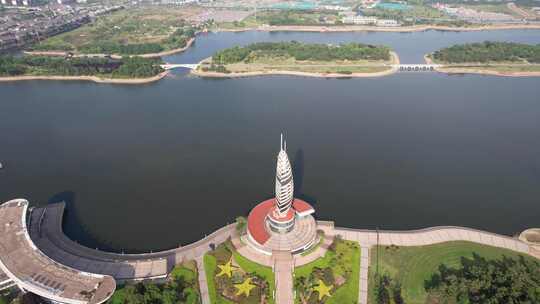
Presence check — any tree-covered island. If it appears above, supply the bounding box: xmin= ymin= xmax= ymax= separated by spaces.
xmin=427 ymin=41 xmax=540 ymax=76
xmin=193 ymin=41 xmax=398 ymax=78
xmin=0 ymin=55 xmax=165 ymax=83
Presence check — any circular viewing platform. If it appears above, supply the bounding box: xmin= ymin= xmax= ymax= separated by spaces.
xmin=245 ymin=198 xmax=318 ymax=255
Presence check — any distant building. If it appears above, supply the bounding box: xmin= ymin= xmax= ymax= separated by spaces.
xmin=342 ymin=15 xmax=378 ymax=25
xmin=0 ymin=200 xmax=116 ymax=304
xmin=318 ymin=5 xmax=349 ymax=11
xmin=376 ymin=19 xmax=399 ymax=26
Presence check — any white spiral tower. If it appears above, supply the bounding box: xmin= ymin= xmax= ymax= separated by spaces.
xmin=274 ymin=134 xmax=294 ymax=216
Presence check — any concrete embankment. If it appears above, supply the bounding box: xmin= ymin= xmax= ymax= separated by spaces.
xmin=29 ymin=202 xmax=538 ymax=283
xmin=29 ymin=202 xmax=235 ymax=281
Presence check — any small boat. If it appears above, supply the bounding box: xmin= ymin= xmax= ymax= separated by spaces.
xmin=0 ymin=162 xmax=3 ymax=169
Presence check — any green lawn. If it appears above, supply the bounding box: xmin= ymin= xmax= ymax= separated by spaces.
xmin=231 ymin=249 xmax=276 ymax=301
xmin=204 ymin=254 xmax=234 ymax=304
xmin=368 ymin=241 xmax=538 ymax=304
xmin=294 ymin=239 xmax=360 ymax=304
xmin=203 ymin=242 xmax=275 ymax=304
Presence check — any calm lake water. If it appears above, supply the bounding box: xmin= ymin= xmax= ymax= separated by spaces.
xmin=1 ymin=30 xmax=540 ymax=252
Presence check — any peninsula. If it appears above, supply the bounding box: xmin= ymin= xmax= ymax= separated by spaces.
xmin=0 ymin=55 xmax=166 ymax=84
xmin=192 ymin=41 xmax=399 ymax=78
xmin=26 ymin=7 xmax=199 ymax=58
xmin=426 ymin=41 xmax=540 ymax=77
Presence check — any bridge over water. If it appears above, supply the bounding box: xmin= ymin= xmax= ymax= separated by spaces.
xmin=160 ymin=63 xmax=199 ymax=70
xmin=393 ymin=64 xmax=442 ymax=72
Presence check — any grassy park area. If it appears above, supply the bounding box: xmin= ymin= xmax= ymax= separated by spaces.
xmin=294 ymin=237 xmax=360 ymax=304
xmin=31 ymin=7 xmax=198 ymax=55
xmin=368 ymin=241 xmax=540 ymax=304
xmin=204 ymin=241 xmax=275 ymax=304
xmin=428 ymin=41 xmax=540 ymax=75
xmin=108 ymin=261 xmax=200 ymax=304
xmin=198 ymin=41 xmax=395 ymax=76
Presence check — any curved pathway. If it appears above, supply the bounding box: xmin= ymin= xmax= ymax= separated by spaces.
xmin=29 ymin=202 xmax=235 ymax=304
xmin=328 ymin=224 xmax=536 ymax=304
xmin=22 ymin=202 xmax=538 ymax=304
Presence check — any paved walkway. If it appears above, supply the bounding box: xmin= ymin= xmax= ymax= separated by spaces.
xmin=196 ymin=256 xmax=210 ymax=304
xmin=359 ymin=246 xmax=370 ymax=304
xmin=334 ymin=226 xmax=532 ymax=255
xmin=273 ymin=251 xmax=294 ymax=304
xmin=331 ymin=225 xmax=536 ymax=304
xmin=30 ymin=202 xmax=235 ymax=281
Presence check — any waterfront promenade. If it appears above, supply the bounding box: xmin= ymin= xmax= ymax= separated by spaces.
xmin=10 ymin=200 xmax=538 ymax=304
xmin=330 ymin=222 xmax=535 ymax=304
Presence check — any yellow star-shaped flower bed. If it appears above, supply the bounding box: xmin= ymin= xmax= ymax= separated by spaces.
xmin=216 ymin=259 xmax=234 ymax=278
xmin=234 ymin=278 xmax=256 ymax=297
xmin=313 ymin=279 xmax=333 ymax=300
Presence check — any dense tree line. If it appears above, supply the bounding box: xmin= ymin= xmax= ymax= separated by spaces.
xmin=426 ymin=254 xmax=540 ymax=304
xmin=374 ymin=274 xmax=404 ymax=304
xmin=212 ymin=41 xmax=391 ymax=64
xmin=432 ymin=41 xmax=540 ymax=63
xmin=79 ymin=42 xmax=164 ymax=55
xmin=0 ymin=55 xmax=163 ymax=78
xmin=258 ymin=11 xmax=322 ymax=26
xmin=109 ymin=267 xmax=199 ymax=304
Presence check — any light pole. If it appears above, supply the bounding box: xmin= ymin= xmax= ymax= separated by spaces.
xmin=376 ymin=226 xmax=379 ymax=276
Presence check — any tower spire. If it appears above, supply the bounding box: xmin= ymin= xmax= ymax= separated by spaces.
xmin=274 ymin=134 xmax=294 ymax=217
xmin=280 ymin=133 xmax=284 ymax=151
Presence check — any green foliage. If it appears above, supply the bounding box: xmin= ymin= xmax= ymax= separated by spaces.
xmin=294 ymin=238 xmax=360 ymax=304
xmin=34 ymin=21 xmax=196 ymax=55
xmin=108 ymin=265 xmax=199 ymax=304
xmin=212 ymin=41 xmax=390 ymax=65
xmin=0 ymin=56 xmax=27 ymax=76
xmin=432 ymin=41 xmax=540 ymax=63
xmin=204 ymin=242 xmax=274 ymax=304
xmin=426 ymin=254 xmax=540 ymax=304
xmin=79 ymin=42 xmax=164 ymax=55
xmin=0 ymin=55 xmax=163 ymax=78
xmin=235 ymin=217 xmax=247 ymax=234
xmin=254 ymin=11 xmax=329 ymax=26
xmin=368 ymin=241 xmax=539 ymax=304
xmin=373 ymin=274 xmax=405 ymax=304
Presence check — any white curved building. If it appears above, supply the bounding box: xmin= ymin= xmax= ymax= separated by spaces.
xmin=267 ymin=135 xmax=297 ymax=233
xmin=274 ymin=136 xmax=295 ymax=216
xmin=0 ymin=199 xmax=116 ymax=304
xmin=246 ymin=135 xmax=318 ymax=255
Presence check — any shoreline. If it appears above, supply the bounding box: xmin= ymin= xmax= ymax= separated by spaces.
xmin=191 ymin=51 xmax=400 ymax=79
xmin=214 ymin=23 xmax=540 ymax=33
xmin=0 ymin=71 xmax=169 ymax=84
xmin=23 ymin=38 xmax=195 ymax=59
xmin=425 ymin=54 xmax=540 ymax=77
